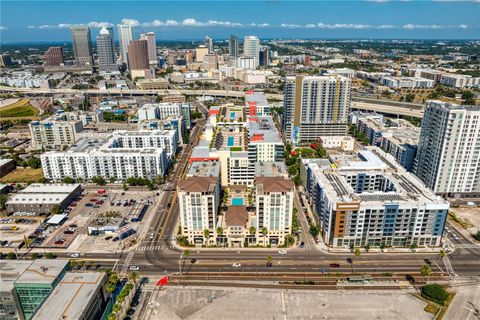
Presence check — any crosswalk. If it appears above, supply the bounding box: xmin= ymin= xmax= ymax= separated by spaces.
xmin=120 ymin=251 xmax=135 ymax=276
xmin=136 ymin=245 xmax=162 ymax=252
xmin=454 ymin=243 xmax=480 ymax=249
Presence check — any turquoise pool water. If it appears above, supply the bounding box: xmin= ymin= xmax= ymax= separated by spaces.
xmin=227 ymin=136 xmax=234 ymax=146
xmin=232 ymin=198 xmax=243 ymax=205
xmin=230 ymin=112 xmax=235 ymax=119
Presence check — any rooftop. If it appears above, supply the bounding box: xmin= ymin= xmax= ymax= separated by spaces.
xmin=0 ymin=260 xmax=33 ymax=292
xmin=21 ymin=183 xmax=80 ymax=194
xmin=32 ymin=272 xmax=107 ymax=320
xmin=225 ymin=206 xmax=248 ymax=227
xmin=255 ymin=161 xmax=288 ymax=178
xmin=15 ymin=259 xmax=69 ymax=285
xmin=178 ymin=176 xmax=218 ymax=193
xmin=256 ymin=177 xmax=295 ymax=194
xmin=245 ymin=92 xmax=268 ymax=106
xmin=7 ymin=193 xmax=73 ymax=205
xmin=187 ymin=161 xmax=220 ymax=178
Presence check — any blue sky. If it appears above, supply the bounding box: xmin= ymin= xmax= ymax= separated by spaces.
xmin=1 ymin=1 xmax=479 ymax=43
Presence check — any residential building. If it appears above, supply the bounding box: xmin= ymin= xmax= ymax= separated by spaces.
xmin=6 ymin=183 xmax=82 ymax=214
xmin=29 ymin=114 xmax=83 ymax=150
xmin=243 ymin=36 xmax=260 ymax=67
xmin=70 ymin=25 xmax=93 ymax=67
xmin=13 ymin=260 xmax=70 ymax=320
xmin=414 ymin=101 xmax=480 ymax=197
xmin=44 ymin=47 xmax=63 ymax=67
xmin=178 ymin=162 xmax=221 ymax=244
xmin=228 ymin=35 xmax=239 ymax=58
xmin=118 ymin=24 xmax=133 ymax=66
xmin=140 ymin=32 xmax=158 ymax=65
xmin=255 ymin=176 xmax=295 ymax=245
xmin=283 ymin=75 xmax=351 ymax=144
xmin=96 ymin=27 xmax=118 ymax=73
xmin=41 ymin=130 xmax=177 ymax=181
xmin=440 ymin=74 xmax=480 ymax=88
xmin=380 ymin=76 xmax=434 ymax=89
xmin=245 ymin=91 xmax=270 ymax=116
xmin=235 ymin=57 xmax=256 ymax=70
xmin=302 ymin=148 xmax=450 ymax=248
xmin=136 ymin=103 xmax=191 ymax=128
xmin=32 ymin=273 xmax=107 ymax=320
xmin=0 ymin=261 xmax=32 ymax=320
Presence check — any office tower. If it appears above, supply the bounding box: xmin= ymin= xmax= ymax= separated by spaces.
xmin=118 ymin=24 xmax=133 ymax=66
xmin=140 ymin=32 xmax=158 ymax=65
xmin=195 ymin=45 xmax=209 ymax=62
xmin=302 ymin=148 xmax=449 ymax=248
xmin=204 ymin=35 xmax=214 ymax=53
xmin=282 ymin=75 xmax=351 ymax=144
xmin=127 ymin=40 xmax=149 ymax=78
xmin=96 ymin=27 xmax=117 ymax=73
xmin=414 ymin=101 xmax=480 ymax=197
xmin=243 ymin=36 xmax=260 ymax=67
xmin=70 ymin=25 xmax=93 ymax=66
xmin=44 ymin=47 xmax=64 ymax=67
xmin=228 ymin=35 xmax=239 ymax=58
xmin=259 ymin=46 xmax=270 ymax=66
xmin=203 ymin=54 xmax=218 ymax=70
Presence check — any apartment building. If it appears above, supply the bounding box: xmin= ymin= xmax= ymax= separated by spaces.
xmin=283 ymin=75 xmax=351 ymax=144
xmin=29 ymin=114 xmax=83 ymax=150
xmin=41 ymin=130 xmax=176 ymax=181
xmin=178 ymin=161 xmax=221 ymax=244
xmin=414 ymin=101 xmax=480 ymax=198
xmin=245 ymin=91 xmax=270 ymax=116
xmin=136 ymin=103 xmax=191 ymax=128
xmin=302 ymin=148 xmax=450 ymax=248
xmin=247 ymin=116 xmax=284 ymax=163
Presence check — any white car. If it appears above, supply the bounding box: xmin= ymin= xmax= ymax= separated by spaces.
xmin=232 ymin=263 xmax=241 ymax=268
xmin=69 ymin=253 xmax=80 ymax=258
xmin=278 ymin=250 xmax=287 ymax=255
xmin=129 ymin=265 xmax=140 ymax=271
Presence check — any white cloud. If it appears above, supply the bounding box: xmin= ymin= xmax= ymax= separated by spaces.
xmin=87 ymin=21 xmax=113 ymax=28
xmin=27 ymin=26 xmax=35 ymax=29
xmin=0 ymin=26 xmax=7 ymax=30
xmin=403 ymin=24 xmax=444 ymax=29
xmin=120 ymin=18 xmax=140 ymax=27
xmin=280 ymin=23 xmax=302 ymax=28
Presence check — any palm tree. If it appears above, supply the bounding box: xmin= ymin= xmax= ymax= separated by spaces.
xmin=128 ymin=271 xmax=140 ymax=288
xmin=261 ymin=227 xmax=268 ymax=245
xmin=354 ymin=248 xmax=361 ymax=257
xmin=216 ymin=227 xmax=223 ymax=235
xmin=439 ymin=249 xmax=446 ymax=258
xmin=249 ymin=226 xmax=256 ymax=235
xmin=203 ymin=229 xmax=210 ymax=245
xmin=420 ymin=264 xmax=432 ymax=284
xmin=266 ymin=255 xmax=273 ymax=267
xmin=112 ymin=304 xmax=121 ymax=315
xmin=183 ymin=250 xmax=190 ymax=259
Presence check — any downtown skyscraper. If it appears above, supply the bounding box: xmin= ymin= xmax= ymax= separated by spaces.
xmin=96 ymin=27 xmax=117 ymax=73
xmin=414 ymin=101 xmax=480 ymax=198
xmin=118 ymin=24 xmax=133 ymax=67
xmin=243 ymin=36 xmax=260 ymax=67
xmin=70 ymin=25 xmax=93 ymax=66
xmin=228 ymin=35 xmax=239 ymax=58
xmin=140 ymin=32 xmax=158 ymax=66
xmin=282 ymin=75 xmax=351 ymax=144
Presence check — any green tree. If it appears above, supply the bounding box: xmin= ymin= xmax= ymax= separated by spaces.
xmin=62 ymin=176 xmax=75 ymax=183
xmin=288 ymin=165 xmax=298 ymax=176
xmin=109 ymin=177 xmax=116 ymax=183
xmin=261 ymin=227 xmax=268 ymax=236
xmin=6 ymin=252 xmax=16 ymax=259
xmin=216 ymin=227 xmax=223 ymax=235
xmin=50 ymin=204 xmax=62 ymax=215
xmin=45 ymin=252 xmax=55 ymax=259
xmin=31 ymin=252 xmax=40 ymax=259
xmin=421 ymin=284 xmax=449 ymax=305
xmin=439 ymin=249 xmax=446 ymax=258
xmin=405 ymin=93 xmax=415 ymax=103
xmin=92 ymin=176 xmax=106 ymax=185
xmin=354 ymin=248 xmax=361 ymax=257
xmin=182 ymin=250 xmax=190 ymax=259
xmin=309 ymin=225 xmax=320 ymax=237
xmin=293 ymin=175 xmax=302 ymax=186
xmin=266 ymin=255 xmax=273 ymax=266
xmin=249 ymin=226 xmax=256 ymax=235
xmin=203 ymin=229 xmax=210 ymax=244
xmin=27 ymin=156 xmax=41 ymax=169
xmin=461 ymin=90 xmax=475 ymax=104
xmin=420 ymin=264 xmax=432 ymax=283
xmin=0 ymin=194 xmax=8 ymax=210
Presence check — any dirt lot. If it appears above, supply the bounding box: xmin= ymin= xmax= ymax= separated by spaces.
xmin=0 ymin=168 xmax=44 ymax=183
xmin=450 ymin=207 xmax=480 ymax=235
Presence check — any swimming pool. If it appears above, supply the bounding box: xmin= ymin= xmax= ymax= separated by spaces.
xmin=230 ymin=112 xmax=235 ymax=119
xmin=227 ymin=136 xmax=234 ymax=146
xmin=232 ymin=198 xmax=243 ymax=206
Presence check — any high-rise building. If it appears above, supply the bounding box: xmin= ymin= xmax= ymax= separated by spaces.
xmin=204 ymin=35 xmax=214 ymax=54
xmin=29 ymin=114 xmax=83 ymax=150
xmin=96 ymin=27 xmax=118 ymax=73
xmin=259 ymin=46 xmax=270 ymax=66
xmin=195 ymin=45 xmax=209 ymax=63
xmin=140 ymin=32 xmax=158 ymax=65
xmin=228 ymin=35 xmax=239 ymax=58
xmin=282 ymin=75 xmax=351 ymax=144
xmin=44 ymin=47 xmax=64 ymax=67
xmin=127 ymin=40 xmax=150 ymax=79
xmin=118 ymin=24 xmax=133 ymax=66
xmin=203 ymin=54 xmax=218 ymax=70
xmin=243 ymin=36 xmax=260 ymax=67
xmin=70 ymin=25 xmax=93 ymax=66
xmin=414 ymin=101 xmax=480 ymax=197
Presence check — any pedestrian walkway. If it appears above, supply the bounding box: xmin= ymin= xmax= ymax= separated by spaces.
xmin=454 ymin=243 xmax=480 ymax=249
xmin=136 ymin=245 xmax=162 ymax=252
xmin=120 ymin=251 xmax=135 ymax=276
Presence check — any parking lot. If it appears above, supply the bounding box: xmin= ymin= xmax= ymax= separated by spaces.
xmin=0 ymin=217 xmax=40 ymax=249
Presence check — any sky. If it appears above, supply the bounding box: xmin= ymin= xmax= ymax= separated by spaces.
xmin=1 ymin=0 xmax=479 ymax=43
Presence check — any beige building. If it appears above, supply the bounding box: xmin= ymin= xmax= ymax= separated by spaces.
xmin=195 ymin=45 xmax=209 ymax=63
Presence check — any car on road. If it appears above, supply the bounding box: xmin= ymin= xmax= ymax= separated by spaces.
xmin=69 ymin=253 xmax=79 ymax=258
xmin=129 ymin=265 xmax=139 ymax=271
xmin=232 ymin=263 xmax=241 ymax=268
xmin=191 ymin=258 xmax=197 ymax=264
xmin=112 ymin=237 xmax=120 ymax=242
xmin=149 ymin=233 xmax=154 ymax=240
xmin=299 ymin=241 xmax=305 ymax=248
xmin=329 ymin=263 xmax=340 ymax=268
xmin=278 ymin=250 xmax=287 ymax=255
xmin=105 ymin=236 xmax=113 ymax=241
xmin=85 ymin=203 xmax=94 ymax=207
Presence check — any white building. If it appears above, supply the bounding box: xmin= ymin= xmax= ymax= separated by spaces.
xmin=29 ymin=114 xmax=83 ymax=149
xmin=41 ymin=130 xmax=177 ymax=181
xmin=414 ymin=101 xmax=480 ymax=197
xmin=117 ymin=24 xmax=133 ymax=65
xmin=243 ymin=36 xmax=260 ymax=68
xmin=136 ymin=103 xmax=191 ymax=128
xmin=235 ymin=57 xmax=256 ymax=70
xmin=380 ymin=76 xmax=434 ymax=89
xmin=440 ymin=74 xmax=480 ymax=88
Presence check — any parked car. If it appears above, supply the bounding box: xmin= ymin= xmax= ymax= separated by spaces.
xmin=129 ymin=265 xmax=139 ymax=271
xmin=232 ymin=263 xmax=241 ymax=268
xmin=329 ymin=263 xmax=340 ymax=268
xmin=85 ymin=203 xmax=94 ymax=207
xmin=55 ymin=240 xmax=65 ymax=245
xmin=278 ymin=250 xmax=287 ymax=255
xmin=69 ymin=253 xmax=80 ymax=258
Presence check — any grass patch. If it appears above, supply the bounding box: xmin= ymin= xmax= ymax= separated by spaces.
xmin=0 ymin=99 xmax=39 ymax=118
xmin=436 ymin=292 xmax=456 ymax=320
xmin=424 ymin=303 xmax=439 ymax=315
xmin=448 ymin=211 xmax=473 ymax=229
xmin=0 ymin=168 xmax=44 ymax=183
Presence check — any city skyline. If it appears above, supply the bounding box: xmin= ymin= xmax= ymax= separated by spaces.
xmin=1 ymin=1 xmax=480 ymax=43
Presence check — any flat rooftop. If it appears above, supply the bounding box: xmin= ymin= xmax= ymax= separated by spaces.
xmin=248 ymin=116 xmax=282 ymax=144
xmin=21 ymin=183 xmax=80 ymax=194
xmin=15 ymin=259 xmax=69 ymax=285
xmin=32 ymin=272 xmax=107 ymax=320
xmin=7 ymin=193 xmax=72 ymax=205
xmin=187 ymin=161 xmax=220 ymax=177
xmin=0 ymin=260 xmax=33 ymax=292
xmin=245 ymin=92 xmax=268 ymax=106
xmin=68 ymin=137 xmax=106 ymax=152
xmin=255 ymin=161 xmax=288 ymax=178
